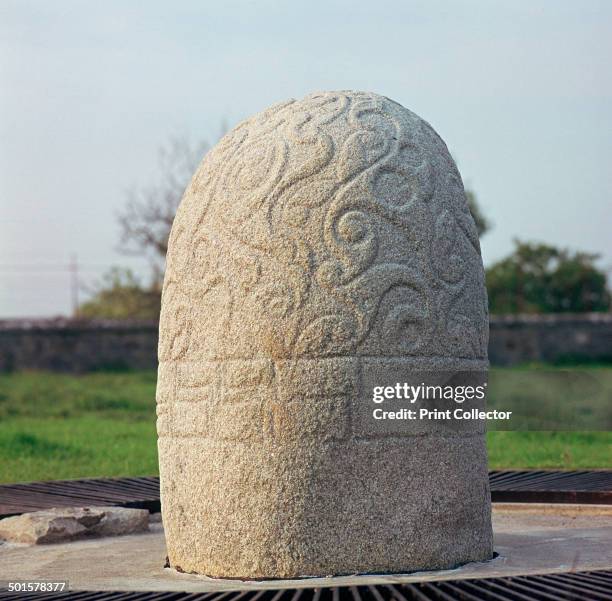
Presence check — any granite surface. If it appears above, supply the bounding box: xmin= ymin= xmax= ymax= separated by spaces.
xmin=157 ymin=90 xmax=492 ymax=577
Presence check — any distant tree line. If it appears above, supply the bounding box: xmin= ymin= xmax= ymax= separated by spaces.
xmin=79 ymin=137 xmax=610 ymax=319
xmin=486 ymin=241 xmax=609 ymax=314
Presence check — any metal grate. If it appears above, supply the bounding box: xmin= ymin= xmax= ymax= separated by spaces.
xmin=1 ymin=471 xmax=611 ymax=518
xmin=0 ymin=476 xmax=160 ymax=518
xmin=489 ymin=470 xmax=612 ymax=504
xmin=1 ymin=571 xmax=612 ymax=600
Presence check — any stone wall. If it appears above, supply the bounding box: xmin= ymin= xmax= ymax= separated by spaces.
xmin=0 ymin=314 xmax=610 ymax=372
xmin=0 ymin=318 xmax=158 ymax=373
xmin=488 ymin=313 xmax=612 ymax=366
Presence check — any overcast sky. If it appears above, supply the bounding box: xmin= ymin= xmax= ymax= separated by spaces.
xmin=1 ymin=0 xmax=611 ymax=317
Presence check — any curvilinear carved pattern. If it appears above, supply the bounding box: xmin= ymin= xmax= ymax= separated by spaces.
xmin=158 ymin=91 xmax=488 ymax=364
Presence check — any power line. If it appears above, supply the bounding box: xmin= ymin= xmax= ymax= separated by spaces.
xmin=0 ymin=263 xmax=147 ymax=275
xmin=0 ymin=263 xmax=116 ymax=269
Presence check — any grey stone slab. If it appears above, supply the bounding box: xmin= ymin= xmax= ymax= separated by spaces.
xmin=0 ymin=506 xmax=609 ymax=591
xmin=0 ymin=507 xmax=149 ymax=544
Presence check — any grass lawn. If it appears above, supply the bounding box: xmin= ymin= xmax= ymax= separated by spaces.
xmin=0 ymin=370 xmax=610 ymax=483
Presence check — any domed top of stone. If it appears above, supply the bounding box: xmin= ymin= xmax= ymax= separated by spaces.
xmin=159 ymin=90 xmax=487 ymax=364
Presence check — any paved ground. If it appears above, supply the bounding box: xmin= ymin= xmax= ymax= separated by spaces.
xmin=0 ymin=503 xmax=611 ymax=591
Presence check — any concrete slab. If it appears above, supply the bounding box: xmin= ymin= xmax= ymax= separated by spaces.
xmin=0 ymin=504 xmax=610 ymax=592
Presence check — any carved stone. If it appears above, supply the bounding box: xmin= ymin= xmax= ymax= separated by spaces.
xmin=157 ymin=91 xmax=493 ymax=578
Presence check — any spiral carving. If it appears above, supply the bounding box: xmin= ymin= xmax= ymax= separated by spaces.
xmin=160 ymin=90 xmax=487 ymax=362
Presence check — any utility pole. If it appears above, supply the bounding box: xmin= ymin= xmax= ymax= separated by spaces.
xmin=70 ymin=254 xmax=79 ymax=317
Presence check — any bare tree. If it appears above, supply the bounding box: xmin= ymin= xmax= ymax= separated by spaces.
xmin=450 ymin=154 xmax=491 ymax=238
xmin=465 ymin=189 xmax=491 ymax=238
xmin=117 ymin=136 xmax=210 ymax=270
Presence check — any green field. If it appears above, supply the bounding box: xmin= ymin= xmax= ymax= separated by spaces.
xmin=0 ymin=370 xmax=610 ymax=483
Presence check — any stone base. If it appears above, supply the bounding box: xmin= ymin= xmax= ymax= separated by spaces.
xmin=0 ymin=504 xmax=610 ymax=591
